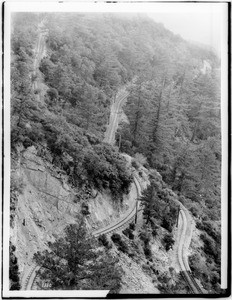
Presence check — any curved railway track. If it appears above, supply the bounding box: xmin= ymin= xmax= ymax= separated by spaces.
xmin=178 ymin=210 xmax=204 ymax=294
xmin=23 ymin=28 xmax=204 ymax=293
xmin=103 ymin=87 xmax=130 ymax=144
xmin=93 ymin=175 xmax=142 ymax=237
xmin=25 ymin=174 xmax=142 ymax=290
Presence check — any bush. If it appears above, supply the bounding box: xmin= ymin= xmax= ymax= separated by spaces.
xmin=122 ymin=228 xmax=134 ymax=240
xmin=200 ymin=233 xmax=220 ymax=264
xmin=144 ymin=244 xmax=152 ymax=259
xmin=111 ymin=233 xmax=129 ymax=254
xmin=131 ymin=159 xmax=139 ymax=170
xmin=85 ymin=144 xmax=133 ymax=198
xmin=161 ymin=218 xmax=172 ymax=233
xmin=197 ymin=220 xmax=221 ymax=244
xmin=162 ymin=233 xmax=175 ymax=251
xmin=81 ymin=203 xmax=90 ymax=216
xmin=139 ymin=230 xmax=150 ymax=245
xmin=134 ymin=153 xmax=147 ymax=166
xmin=98 ymin=234 xmax=111 ymax=249
xmin=151 ymin=223 xmax=158 ymax=237
xmin=47 ymin=88 xmax=59 ymax=101
xmin=9 ymin=242 xmax=21 ymax=290
xmin=189 ymin=206 xmax=199 ymax=218
xmin=120 ymin=139 xmax=133 ymax=155
xmin=129 ymin=223 xmax=135 ymax=231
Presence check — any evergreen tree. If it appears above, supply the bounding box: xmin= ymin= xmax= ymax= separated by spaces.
xmin=33 ymin=218 xmax=123 ymax=292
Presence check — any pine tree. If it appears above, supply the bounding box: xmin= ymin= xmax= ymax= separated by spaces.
xmin=33 ymin=218 xmax=123 ymax=292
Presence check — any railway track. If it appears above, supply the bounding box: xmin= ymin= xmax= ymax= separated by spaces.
xmin=93 ymin=175 xmax=142 ymax=237
xmin=25 ymin=78 xmax=135 ymax=290
xmin=23 ymin=30 xmax=204 ymax=292
xmin=178 ymin=210 xmax=204 ymax=294
xmin=103 ymin=86 xmax=130 ymax=144
xmin=26 ymin=174 xmax=142 ymax=290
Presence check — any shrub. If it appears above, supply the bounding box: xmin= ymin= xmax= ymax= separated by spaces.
xmin=111 ymin=233 xmax=129 ymax=254
xmin=162 ymin=233 xmax=175 ymax=251
xmin=144 ymin=244 xmax=152 ymax=259
xmin=151 ymin=223 xmax=158 ymax=237
xmin=9 ymin=242 xmax=21 ymax=290
xmin=161 ymin=217 xmax=172 ymax=233
xmin=197 ymin=221 xmax=221 ymax=244
xmin=120 ymin=139 xmax=133 ymax=155
xmin=122 ymin=228 xmax=134 ymax=240
xmin=98 ymin=234 xmax=111 ymax=249
xmin=139 ymin=230 xmax=150 ymax=245
xmin=47 ymin=88 xmax=59 ymax=101
xmin=85 ymin=144 xmax=133 ymax=198
xmin=81 ymin=203 xmax=90 ymax=216
xmin=129 ymin=223 xmax=135 ymax=231
xmin=200 ymin=233 xmax=220 ymax=264
xmin=131 ymin=159 xmax=139 ymax=170
xmin=134 ymin=153 xmax=147 ymax=166
xmin=138 ymin=171 xmax=143 ymax=177
xmin=189 ymin=206 xmax=199 ymax=218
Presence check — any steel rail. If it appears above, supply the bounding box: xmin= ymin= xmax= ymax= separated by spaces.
xmin=26 ymin=175 xmax=142 ymax=290
xmin=24 ymin=28 xmax=203 ymax=293
xmin=178 ymin=210 xmax=204 ymax=294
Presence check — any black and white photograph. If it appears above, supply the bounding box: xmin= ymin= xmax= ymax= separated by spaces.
xmin=2 ymin=1 xmax=230 ymax=298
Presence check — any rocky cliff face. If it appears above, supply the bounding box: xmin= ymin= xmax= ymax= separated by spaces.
xmin=10 ymin=146 xmax=136 ymax=285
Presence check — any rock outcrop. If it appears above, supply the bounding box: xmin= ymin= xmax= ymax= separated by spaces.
xmin=10 ymin=146 xmax=137 ymax=287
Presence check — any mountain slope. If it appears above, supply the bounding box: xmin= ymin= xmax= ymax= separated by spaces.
xmin=10 ymin=12 xmax=221 ymax=294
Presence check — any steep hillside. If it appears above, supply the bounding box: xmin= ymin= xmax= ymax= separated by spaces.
xmin=10 ymin=12 xmax=221 ymax=294
xmin=11 ymin=145 xmax=138 ymax=289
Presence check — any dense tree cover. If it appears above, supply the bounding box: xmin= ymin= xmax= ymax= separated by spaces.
xmin=189 ymin=220 xmax=222 ymax=293
xmin=140 ymin=175 xmax=178 ymax=232
xmin=117 ymin=35 xmax=221 ymax=222
xmin=11 ymin=13 xmax=133 ymax=199
xmin=34 ymin=219 xmax=123 ymax=292
xmin=11 ymin=12 xmax=222 ymax=294
xmin=139 ymin=170 xmax=221 ymax=293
